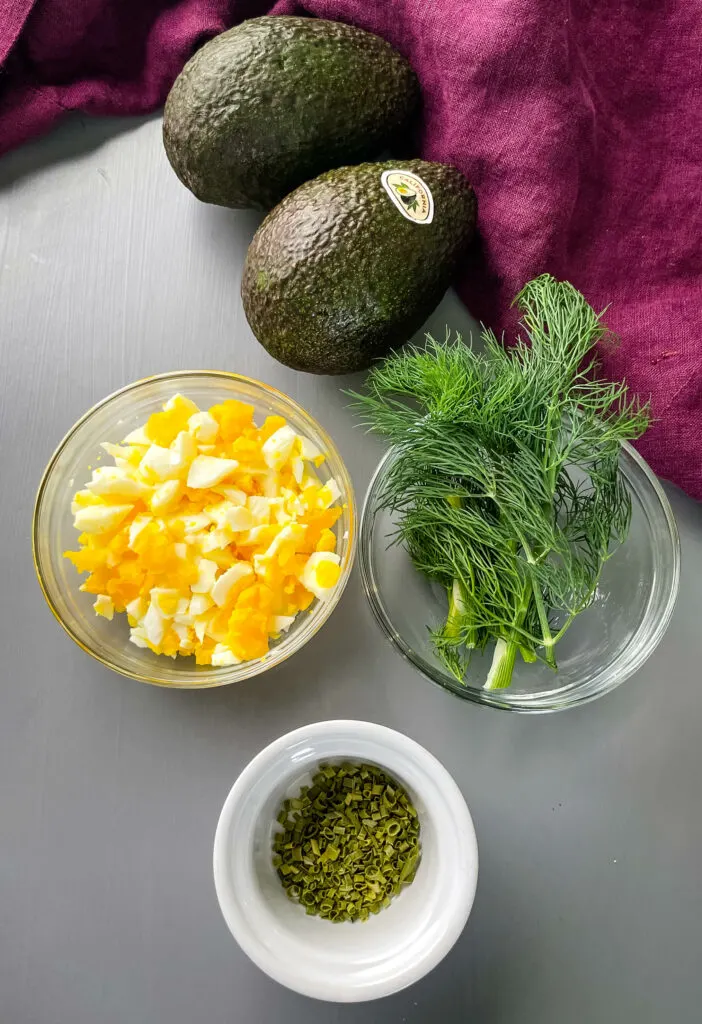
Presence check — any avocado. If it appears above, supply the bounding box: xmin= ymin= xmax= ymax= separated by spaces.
xmin=163 ymin=17 xmax=419 ymax=210
xmin=241 ymin=160 xmax=476 ymax=374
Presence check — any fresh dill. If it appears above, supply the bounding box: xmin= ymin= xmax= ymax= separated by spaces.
xmin=351 ymin=274 xmax=650 ymax=689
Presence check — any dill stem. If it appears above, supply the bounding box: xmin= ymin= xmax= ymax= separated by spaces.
xmin=485 ymin=581 xmax=531 ymax=690
xmin=500 ymin=511 xmax=558 ymax=669
xmin=485 ymin=639 xmax=518 ymax=690
xmin=551 ymin=560 xmax=606 ymax=645
xmin=442 ymin=495 xmax=480 ymax=655
xmin=527 ymin=573 xmax=557 ymax=668
xmin=445 ymin=580 xmax=474 ymax=647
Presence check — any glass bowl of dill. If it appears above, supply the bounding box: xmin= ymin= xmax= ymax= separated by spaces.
xmin=356 ymin=276 xmax=680 ymax=712
xmin=362 ymin=440 xmax=683 ymax=712
xmin=361 ymin=441 xmax=679 ymax=712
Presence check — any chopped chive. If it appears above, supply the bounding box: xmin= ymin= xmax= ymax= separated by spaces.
xmin=272 ymin=763 xmax=421 ymax=923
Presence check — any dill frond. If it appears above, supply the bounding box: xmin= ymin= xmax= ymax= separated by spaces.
xmin=350 ymin=275 xmax=650 ymax=689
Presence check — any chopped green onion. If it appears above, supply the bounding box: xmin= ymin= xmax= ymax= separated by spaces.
xmin=272 ymin=762 xmax=421 ymax=923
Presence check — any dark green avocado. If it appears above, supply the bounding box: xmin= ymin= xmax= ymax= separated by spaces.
xmin=163 ymin=17 xmax=419 ymax=210
xmin=241 ymin=160 xmax=476 ymax=374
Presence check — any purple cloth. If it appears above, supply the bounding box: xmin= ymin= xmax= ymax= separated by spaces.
xmin=2 ymin=1 xmax=701 ymax=497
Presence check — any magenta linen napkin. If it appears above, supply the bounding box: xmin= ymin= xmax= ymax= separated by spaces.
xmin=2 ymin=0 xmax=701 ymax=497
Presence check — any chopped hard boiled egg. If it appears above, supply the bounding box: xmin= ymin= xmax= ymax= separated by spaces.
xmin=191 ymin=558 xmax=218 ymax=594
xmin=187 ymin=410 xmax=219 ymax=443
xmin=86 ymin=466 xmax=149 ymax=499
xmin=299 ymin=552 xmax=342 ymax=600
xmin=262 ymin=425 xmax=297 ymax=470
xmin=211 ymin=643 xmax=241 ymax=667
xmin=211 ymin=562 xmax=254 ymax=607
xmin=64 ymin=393 xmax=344 ymax=666
xmin=150 ymin=479 xmax=183 ymax=513
xmin=187 ymin=455 xmax=239 ymax=489
xmin=73 ymin=503 xmax=134 ymax=535
xmin=93 ymin=594 xmax=114 ymax=620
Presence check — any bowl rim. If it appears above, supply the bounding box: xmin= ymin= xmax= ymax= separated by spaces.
xmin=33 ymin=369 xmax=356 ymax=687
xmin=359 ymin=441 xmax=680 ymax=713
xmin=212 ymin=719 xmax=479 ymax=1002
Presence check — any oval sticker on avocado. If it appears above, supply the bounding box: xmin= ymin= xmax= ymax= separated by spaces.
xmin=381 ymin=170 xmax=434 ymax=224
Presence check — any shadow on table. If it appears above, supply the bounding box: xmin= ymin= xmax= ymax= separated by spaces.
xmin=278 ymin=893 xmax=533 ymax=1024
xmin=0 ymin=113 xmax=158 ymax=191
xmin=161 ymin=573 xmax=385 ymax=734
xmin=187 ymin=199 xmax=264 ymax=264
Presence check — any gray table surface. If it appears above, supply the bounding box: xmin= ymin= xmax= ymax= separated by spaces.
xmin=1 ymin=115 xmax=701 ymax=1024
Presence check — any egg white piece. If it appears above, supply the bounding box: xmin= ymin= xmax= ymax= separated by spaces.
xmin=123 ymin=425 xmax=151 ymax=446
xmin=187 ymin=455 xmax=239 ymax=489
xmin=87 ymin=466 xmax=148 ymax=499
xmin=314 ymin=478 xmax=342 ymax=509
xmin=222 ymin=504 xmax=254 ymax=532
xmin=150 ymin=588 xmax=181 ymax=616
xmin=129 ymin=626 xmax=150 ymax=648
xmin=210 ymin=563 xmax=254 ymax=607
xmin=200 ymin=529 xmax=231 ymax=553
xmin=180 ymin=512 xmax=211 ymax=534
xmin=128 ymin=514 xmax=153 ymax=548
xmin=93 ymin=594 xmax=114 ymax=620
xmin=142 ymin=603 xmax=166 ymax=646
xmin=191 ymin=558 xmax=218 ymax=594
xmin=126 ymin=596 xmax=147 ymax=620
xmin=262 ymin=425 xmax=296 ymax=471
xmin=165 ymin=393 xmax=200 ymax=416
xmin=299 ymin=436 xmax=323 ymax=462
xmin=299 ymin=551 xmax=341 ymax=600
xmin=150 ymin=479 xmax=183 ymax=513
xmin=73 ymin=503 xmax=133 ymax=535
xmin=214 ymin=486 xmax=247 ymax=505
xmin=189 ymin=593 xmax=213 ymax=616
xmin=139 ymin=444 xmax=182 ymax=481
xmin=272 ymin=615 xmax=296 ymax=634
xmin=211 ymin=644 xmax=241 ymax=667
xmin=187 ymin=410 xmax=219 ymax=443
xmin=247 ymin=495 xmax=270 ymax=526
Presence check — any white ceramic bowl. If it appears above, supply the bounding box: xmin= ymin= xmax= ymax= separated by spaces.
xmin=213 ymin=720 xmax=478 ymax=1002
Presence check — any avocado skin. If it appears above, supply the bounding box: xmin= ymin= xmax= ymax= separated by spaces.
xmin=241 ymin=160 xmax=476 ymax=375
xmin=163 ymin=17 xmax=419 ymax=210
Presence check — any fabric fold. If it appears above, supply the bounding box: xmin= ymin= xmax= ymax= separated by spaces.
xmin=1 ymin=0 xmax=700 ymax=497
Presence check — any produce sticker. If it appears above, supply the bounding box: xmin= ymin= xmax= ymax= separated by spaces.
xmin=381 ymin=170 xmax=434 ymax=225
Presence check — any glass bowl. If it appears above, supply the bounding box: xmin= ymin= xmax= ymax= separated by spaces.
xmin=33 ymin=371 xmax=356 ymax=688
xmin=360 ymin=444 xmax=679 ymax=712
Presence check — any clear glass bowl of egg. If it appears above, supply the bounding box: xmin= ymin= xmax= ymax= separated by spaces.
xmin=33 ymin=371 xmax=356 ymax=687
